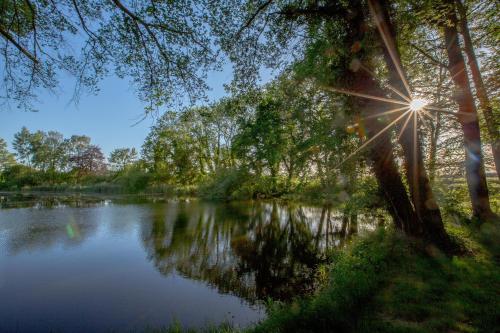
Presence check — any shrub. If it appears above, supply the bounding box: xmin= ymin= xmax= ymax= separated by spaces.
xmin=198 ymin=168 xmax=251 ymax=200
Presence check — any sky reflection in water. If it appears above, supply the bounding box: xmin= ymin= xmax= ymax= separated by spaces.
xmin=0 ymin=195 xmax=379 ymax=332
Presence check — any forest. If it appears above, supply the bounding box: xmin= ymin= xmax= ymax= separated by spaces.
xmin=0 ymin=0 xmax=499 ymax=332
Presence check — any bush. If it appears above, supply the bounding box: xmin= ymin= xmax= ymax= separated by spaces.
xmin=113 ymin=168 xmax=152 ymax=193
xmin=0 ymin=164 xmax=41 ymax=189
xmin=198 ymin=168 xmax=251 ymax=200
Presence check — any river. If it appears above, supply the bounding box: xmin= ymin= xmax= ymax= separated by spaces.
xmin=0 ymin=193 xmax=378 ymax=332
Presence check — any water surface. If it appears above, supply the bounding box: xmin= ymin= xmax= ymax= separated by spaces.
xmin=0 ymin=194 xmax=378 ymax=332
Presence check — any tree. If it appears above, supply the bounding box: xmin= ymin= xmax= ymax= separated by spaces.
xmin=0 ymin=138 xmax=16 ymax=171
xmin=12 ymin=127 xmax=33 ymax=165
xmin=441 ymin=0 xmax=495 ymax=220
xmin=142 ymin=111 xmax=194 ymax=185
xmin=29 ymin=130 xmax=67 ymax=172
xmin=368 ymin=0 xmax=450 ymax=249
xmin=0 ymin=0 xmax=217 ymax=110
xmin=234 ymin=96 xmax=287 ymax=191
xmin=456 ymin=0 xmax=500 ymax=180
xmin=69 ymin=145 xmax=106 ymax=176
xmin=109 ymin=147 xmax=137 ymax=171
xmin=215 ymin=1 xmax=428 ymax=236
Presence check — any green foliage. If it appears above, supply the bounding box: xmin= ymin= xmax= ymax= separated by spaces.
xmin=0 ymin=137 xmax=16 ymax=172
xmin=234 ymin=96 xmax=287 ymax=184
xmin=113 ymin=166 xmax=151 ymax=193
xmin=250 ymin=226 xmax=500 ymax=333
xmin=141 ymin=321 xmax=238 ymax=333
xmin=0 ymin=164 xmax=39 ymax=189
xmin=367 ymin=230 xmax=500 ymax=332
xmin=1 ymin=0 xmax=218 ymax=110
xmin=109 ymin=147 xmax=138 ymax=171
xmin=251 ymin=229 xmax=401 ymax=333
xmin=198 ymin=168 xmax=250 ymax=200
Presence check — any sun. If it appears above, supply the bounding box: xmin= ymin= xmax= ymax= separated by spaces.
xmin=409 ymin=98 xmax=428 ymax=112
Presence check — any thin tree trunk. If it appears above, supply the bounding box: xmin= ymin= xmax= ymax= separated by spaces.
xmin=368 ymin=0 xmax=452 ymax=250
xmin=442 ymin=2 xmax=495 ymax=220
xmin=348 ymin=214 xmax=358 ymax=236
xmin=428 ymin=67 xmax=445 ymax=185
xmin=340 ymin=214 xmax=348 ymax=238
xmin=456 ymin=0 xmax=500 ymax=180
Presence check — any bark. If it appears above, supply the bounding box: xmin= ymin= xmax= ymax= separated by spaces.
xmin=344 ymin=4 xmax=422 ymax=235
xmin=456 ymin=0 xmax=500 ymax=180
xmin=428 ymin=67 xmax=445 ymax=185
xmin=340 ymin=214 xmax=348 ymax=238
xmin=348 ymin=214 xmax=358 ymax=236
xmin=442 ymin=2 xmax=495 ymax=220
xmin=368 ymin=0 xmax=452 ymax=250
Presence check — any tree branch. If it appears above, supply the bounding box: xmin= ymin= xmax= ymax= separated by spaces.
xmin=110 ymin=0 xmax=170 ymax=63
xmin=276 ymin=4 xmax=342 ymax=19
xmin=236 ymin=0 xmax=273 ymax=39
xmin=410 ymin=43 xmax=448 ymax=68
xmin=0 ymin=25 xmax=38 ymax=63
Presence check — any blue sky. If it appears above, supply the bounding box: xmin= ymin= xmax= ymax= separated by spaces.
xmin=0 ymin=66 xmax=234 ymax=157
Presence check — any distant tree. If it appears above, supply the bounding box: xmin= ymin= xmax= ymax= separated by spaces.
xmin=12 ymin=127 xmax=33 ymax=165
xmin=234 ymin=96 xmax=287 ymax=190
xmin=0 ymin=138 xmax=16 ymax=171
xmin=69 ymin=145 xmax=106 ymax=177
xmin=109 ymin=148 xmax=137 ymax=171
xmin=30 ymin=131 xmax=67 ymax=172
xmin=67 ymin=135 xmax=92 ymax=172
xmin=142 ymin=110 xmax=207 ymax=185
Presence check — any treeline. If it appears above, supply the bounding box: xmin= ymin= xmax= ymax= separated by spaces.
xmin=0 ymin=76 xmax=366 ymax=200
xmin=0 ymin=127 xmax=137 ymax=191
xmin=141 ymin=77 xmax=362 ymax=200
xmin=1 ymin=69 xmax=494 ymax=211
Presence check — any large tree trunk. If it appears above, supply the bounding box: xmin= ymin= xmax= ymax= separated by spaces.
xmin=368 ymin=0 xmax=452 ymax=250
xmin=442 ymin=2 xmax=495 ymax=220
xmin=343 ymin=5 xmax=422 ymax=235
xmin=360 ymin=95 xmax=422 ymax=235
xmin=456 ymin=0 xmax=500 ymax=180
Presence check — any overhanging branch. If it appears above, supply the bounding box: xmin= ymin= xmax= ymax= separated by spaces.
xmin=410 ymin=43 xmax=448 ymax=68
xmin=0 ymin=25 xmax=38 ymax=63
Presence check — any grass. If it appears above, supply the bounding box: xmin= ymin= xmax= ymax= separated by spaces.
xmin=141 ymin=322 xmax=236 ymax=333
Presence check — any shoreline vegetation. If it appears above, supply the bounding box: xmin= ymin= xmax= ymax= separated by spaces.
xmin=142 ymin=224 xmax=500 ymax=333
xmin=1 ymin=174 xmax=498 ymax=209
xmin=95 ymin=223 xmax=498 ymax=333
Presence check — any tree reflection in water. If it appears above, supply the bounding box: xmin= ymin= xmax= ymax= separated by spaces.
xmin=0 ymin=194 xmax=379 ymax=302
xmin=141 ymin=200 xmax=378 ymax=303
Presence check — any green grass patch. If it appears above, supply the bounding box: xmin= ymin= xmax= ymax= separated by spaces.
xmin=250 ymin=225 xmax=500 ymax=333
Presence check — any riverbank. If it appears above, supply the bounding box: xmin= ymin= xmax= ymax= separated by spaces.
xmin=153 ymin=223 xmax=500 ymax=333
xmin=2 ymin=174 xmax=498 ymax=206
xmin=1 ymin=192 xmax=498 ymax=332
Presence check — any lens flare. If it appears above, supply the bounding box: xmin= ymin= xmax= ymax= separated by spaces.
xmin=409 ymin=98 xmax=428 ymax=112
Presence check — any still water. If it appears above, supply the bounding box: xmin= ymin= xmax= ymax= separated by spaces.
xmin=0 ymin=194 xmax=377 ymax=332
